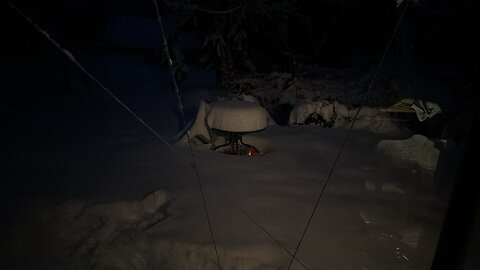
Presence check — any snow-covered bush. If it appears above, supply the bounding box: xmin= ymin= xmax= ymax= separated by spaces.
xmin=222 ymin=66 xmax=400 ymax=110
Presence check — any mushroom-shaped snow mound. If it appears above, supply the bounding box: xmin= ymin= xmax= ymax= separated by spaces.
xmin=207 ymin=100 xmax=269 ymax=133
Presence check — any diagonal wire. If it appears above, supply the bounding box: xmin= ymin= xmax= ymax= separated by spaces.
xmin=286 ymin=1 xmax=412 ymax=269
xmin=151 ymin=0 xmax=222 ymax=269
xmin=6 ymin=1 xmax=193 ymax=167
xmin=219 ymin=190 xmax=310 ymax=270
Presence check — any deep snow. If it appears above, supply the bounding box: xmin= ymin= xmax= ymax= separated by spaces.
xmin=0 ymin=45 xmax=464 ymax=270
xmin=1 ymin=123 xmax=456 ymax=269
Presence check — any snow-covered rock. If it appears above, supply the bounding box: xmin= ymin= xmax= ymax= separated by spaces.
xmin=375 ymin=134 xmax=440 ymax=176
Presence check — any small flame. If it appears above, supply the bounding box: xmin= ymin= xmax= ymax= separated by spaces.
xmin=247 ymin=149 xmax=254 ymax=156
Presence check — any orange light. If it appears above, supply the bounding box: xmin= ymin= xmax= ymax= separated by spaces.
xmin=247 ymin=149 xmax=254 ymax=156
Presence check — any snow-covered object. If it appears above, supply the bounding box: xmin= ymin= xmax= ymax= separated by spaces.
xmin=411 ymin=100 xmax=441 ymax=122
xmin=239 ymin=93 xmax=260 ymax=105
xmin=333 ymin=100 xmax=350 ymax=119
xmin=318 ymin=103 xmax=335 ymax=122
xmin=255 ymin=88 xmax=284 ymax=110
xmin=289 ymin=100 xmax=321 ymax=125
xmin=176 ymin=99 xmax=274 ymax=145
xmin=375 ymin=134 xmax=440 ymax=175
xmin=225 ymin=67 xmax=401 ymax=114
xmin=207 ymin=100 xmax=269 ymax=132
xmin=288 ymin=100 xmax=337 ymax=125
xmin=175 ymin=100 xmax=213 ymax=145
xmin=389 ymin=98 xmax=442 ymax=121
xmin=240 ymin=94 xmax=277 ymax=125
xmin=288 ymin=99 xmax=407 ymax=135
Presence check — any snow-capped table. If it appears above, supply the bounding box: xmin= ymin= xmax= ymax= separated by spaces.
xmin=207 ymin=100 xmax=269 ymax=154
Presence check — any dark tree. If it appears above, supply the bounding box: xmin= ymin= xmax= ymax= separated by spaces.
xmin=161 ymin=0 xmax=303 ymax=84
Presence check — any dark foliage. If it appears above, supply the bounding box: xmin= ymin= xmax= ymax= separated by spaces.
xmin=161 ymin=0 xmax=305 ymax=77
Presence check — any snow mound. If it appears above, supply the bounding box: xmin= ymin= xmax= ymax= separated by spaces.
xmin=375 ymin=134 xmax=440 ymax=175
xmin=176 ymin=99 xmax=274 ymax=147
xmin=288 ymin=100 xmax=323 ymax=125
xmin=288 ymin=100 xmax=407 ymax=136
xmin=287 ymin=99 xmax=337 ymax=126
xmin=4 ymin=190 xmax=170 ymax=269
xmin=207 ymin=100 xmax=269 ymax=132
xmin=4 ymin=189 xmax=286 ymax=270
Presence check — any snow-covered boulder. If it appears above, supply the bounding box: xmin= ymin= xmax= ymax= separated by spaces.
xmin=375 ymin=134 xmax=440 ymax=177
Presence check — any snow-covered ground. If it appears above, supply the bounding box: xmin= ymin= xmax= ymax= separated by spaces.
xmin=1 ymin=49 xmax=465 ymax=269
xmin=1 ymin=121 xmax=456 ymax=269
